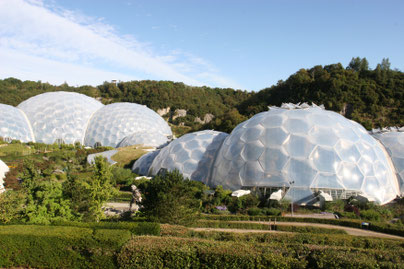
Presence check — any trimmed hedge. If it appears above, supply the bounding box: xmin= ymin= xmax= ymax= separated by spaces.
xmin=117 ymin=236 xmax=404 ymax=268
xmin=187 ymin=230 xmax=404 ymax=251
xmin=201 ymin=214 xmax=404 ymax=237
xmin=192 ymin=220 xmax=346 ymax=234
xmin=49 ymin=220 xmax=161 ymax=235
xmin=0 ymin=225 xmax=130 ymax=268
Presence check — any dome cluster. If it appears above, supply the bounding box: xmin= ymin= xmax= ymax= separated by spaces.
xmin=134 ymin=103 xmax=401 ymax=205
xmin=0 ymin=92 xmax=172 ymax=148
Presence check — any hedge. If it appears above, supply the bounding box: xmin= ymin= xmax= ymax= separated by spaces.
xmin=192 ymin=220 xmax=346 ymax=234
xmin=201 ymin=214 xmax=404 ymax=237
xmin=187 ymin=230 xmax=404 ymax=251
xmin=49 ymin=220 xmax=160 ymax=235
xmin=0 ymin=225 xmax=131 ymax=268
xmin=117 ymin=236 xmax=404 ymax=268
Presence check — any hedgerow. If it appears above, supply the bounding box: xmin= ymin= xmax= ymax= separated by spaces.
xmin=117 ymin=236 xmax=404 ymax=268
xmin=201 ymin=214 xmax=404 ymax=237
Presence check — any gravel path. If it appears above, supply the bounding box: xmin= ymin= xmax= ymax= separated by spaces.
xmin=195 ymin=220 xmax=404 ymax=240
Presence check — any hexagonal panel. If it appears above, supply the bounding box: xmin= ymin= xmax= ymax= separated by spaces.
xmin=259 ymin=147 xmax=288 ymax=172
xmin=334 ymin=140 xmax=361 ymax=163
xmin=337 ymin=162 xmax=364 ymax=190
xmin=285 ymin=135 xmax=315 ymax=158
xmin=310 ymin=146 xmax=340 ymax=173
xmin=283 ymin=158 xmax=317 ymax=187
xmin=284 ymin=118 xmax=311 ymax=134
xmin=241 ymin=140 xmax=264 ymax=161
xmin=260 ymin=127 xmax=289 ymax=147
xmin=309 ymin=126 xmax=339 ymax=147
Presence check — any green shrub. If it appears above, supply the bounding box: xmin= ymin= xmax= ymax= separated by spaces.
xmin=360 ymin=209 xmax=381 ymax=221
xmin=247 ymin=207 xmax=262 ymax=216
xmin=262 ymin=208 xmax=281 ymax=216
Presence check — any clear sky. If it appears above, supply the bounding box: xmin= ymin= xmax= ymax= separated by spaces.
xmin=0 ymin=0 xmax=403 ymax=91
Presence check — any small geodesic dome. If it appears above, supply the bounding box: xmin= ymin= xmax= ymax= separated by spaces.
xmin=117 ymin=131 xmax=169 ymax=148
xmin=0 ymin=104 xmax=35 ymax=143
xmin=148 ymin=130 xmax=228 ymax=185
xmin=18 ymin=91 xmax=103 ymax=144
xmin=84 ymin=103 xmax=172 ymax=148
xmin=372 ymin=128 xmax=404 ymax=196
xmin=0 ymin=159 xmax=9 ymax=193
xmin=211 ymin=103 xmax=400 ymax=205
xmin=132 ymin=150 xmax=161 ymax=176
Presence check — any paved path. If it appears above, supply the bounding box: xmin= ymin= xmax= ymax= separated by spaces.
xmin=201 ymin=220 xmax=404 ymax=240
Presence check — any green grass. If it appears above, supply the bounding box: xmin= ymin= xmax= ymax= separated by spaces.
xmin=111 ymin=145 xmax=153 ymax=167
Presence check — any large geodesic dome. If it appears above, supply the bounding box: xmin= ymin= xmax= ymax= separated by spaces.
xmin=0 ymin=104 xmax=35 ymax=143
xmin=148 ymin=130 xmax=228 ymax=185
xmin=18 ymin=92 xmax=104 ymax=144
xmin=372 ymin=128 xmax=404 ymax=196
xmin=132 ymin=150 xmax=161 ymax=176
xmin=84 ymin=103 xmax=172 ymax=148
xmin=211 ymin=104 xmax=400 ymax=204
xmin=117 ymin=131 xmax=169 ymax=148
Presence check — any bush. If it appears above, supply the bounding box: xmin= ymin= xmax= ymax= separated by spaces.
xmin=360 ymin=209 xmax=381 ymax=221
xmin=247 ymin=207 xmax=262 ymax=216
xmin=0 ymin=225 xmax=128 ymax=268
xmin=262 ymin=208 xmax=281 ymax=216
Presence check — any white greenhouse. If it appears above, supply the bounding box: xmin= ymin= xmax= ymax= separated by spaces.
xmin=18 ymin=92 xmax=104 ymax=144
xmin=211 ymin=104 xmax=400 ymax=205
xmin=147 ymin=130 xmax=228 ymax=185
xmin=117 ymin=131 xmax=169 ymax=148
xmin=372 ymin=128 xmax=404 ymax=196
xmin=84 ymin=102 xmax=172 ymax=148
xmin=132 ymin=150 xmax=161 ymax=176
xmin=0 ymin=104 xmax=35 ymax=143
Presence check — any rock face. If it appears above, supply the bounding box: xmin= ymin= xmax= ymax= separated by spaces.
xmin=172 ymin=109 xmax=187 ymax=120
xmin=157 ymin=107 xmax=170 ymax=116
xmin=195 ymin=113 xmax=214 ymax=124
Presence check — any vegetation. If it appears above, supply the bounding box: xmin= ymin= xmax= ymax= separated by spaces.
xmin=1 ymin=57 xmax=402 ymax=134
xmin=238 ymin=58 xmax=404 ymax=129
xmin=140 ymin=170 xmax=205 ymax=225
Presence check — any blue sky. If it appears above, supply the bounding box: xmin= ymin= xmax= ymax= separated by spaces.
xmin=0 ymin=0 xmax=403 ymax=91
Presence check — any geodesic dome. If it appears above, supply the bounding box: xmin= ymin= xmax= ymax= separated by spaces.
xmin=18 ymin=92 xmax=103 ymax=144
xmin=84 ymin=103 xmax=172 ymax=148
xmin=117 ymin=131 xmax=169 ymax=148
xmin=0 ymin=159 xmax=9 ymax=193
xmin=211 ymin=104 xmax=400 ymax=204
xmin=132 ymin=150 xmax=161 ymax=176
xmin=149 ymin=130 xmax=228 ymax=185
xmin=372 ymin=128 xmax=404 ymax=196
xmin=0 ymin=104 xmax=35 ymax=143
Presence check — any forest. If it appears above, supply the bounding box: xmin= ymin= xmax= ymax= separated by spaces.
xmin=0 ymin=57 xmax=402 ymax=133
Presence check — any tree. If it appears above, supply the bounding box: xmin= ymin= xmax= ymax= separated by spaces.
xmin=0 ymin=190 xmax=26 ymax=223
xmin=83 ymin=156 xmax=117 ymax=221
xmin=347 ymin=57 xmax=369 ymax=72
xmin=380 ymin=58 xmax=391 ymax=71
xmin=141 ymin=170 xmax=203 ymax=225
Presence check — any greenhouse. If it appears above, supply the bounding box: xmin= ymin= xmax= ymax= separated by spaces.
xmin=372 ymin=128 xmax=404 ymax=196
xmin=211 ymin=104 xmax=400 ymax=205
xmin=18 ymin=91 xmax=104 ymax=144
xmin=84 ymin=102 xmax=172 ymax=148
xmin=0 ymin=104 xmax=35 ymax=143
xmin=0 ymin=92 xmax=172 ymax=149
xmin=146 ymin=130 xmax=228 ymax=185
